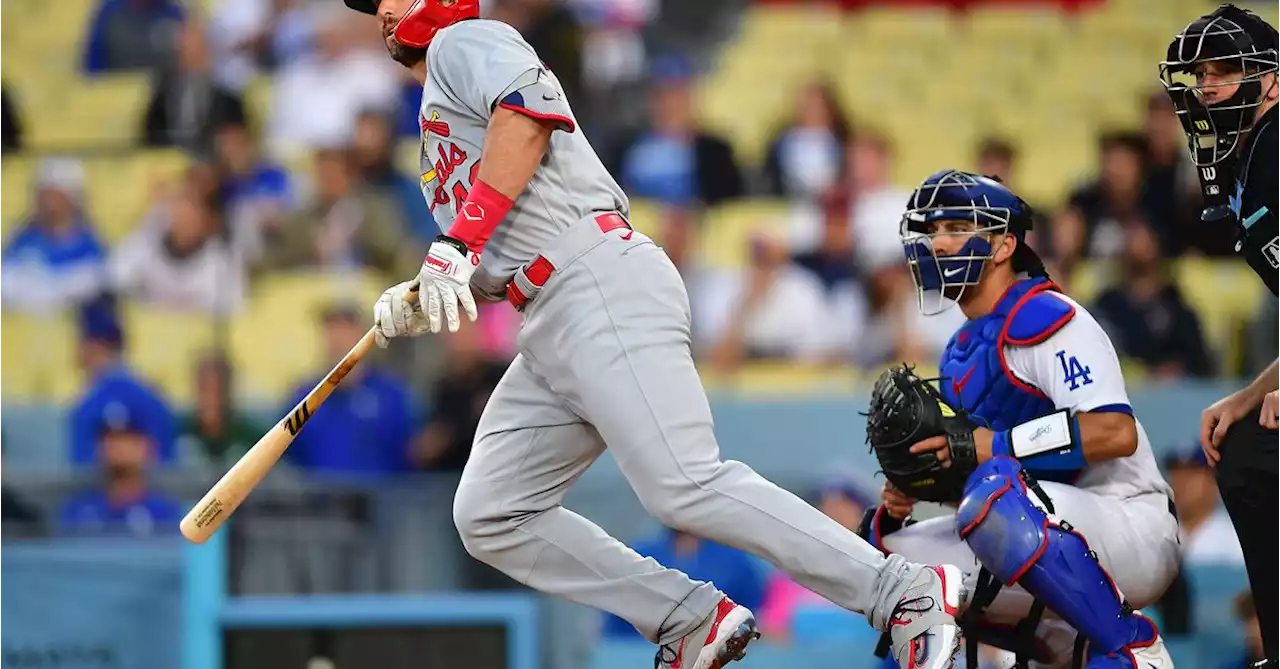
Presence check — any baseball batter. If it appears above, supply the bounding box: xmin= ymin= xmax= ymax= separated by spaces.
xmin=351 ymin=1 xmax=966 ymax=667
xmin=861 ymin=170 xmax=1180 ymax=668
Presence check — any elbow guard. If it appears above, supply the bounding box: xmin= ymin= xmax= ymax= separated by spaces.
xmin=991 ymin=409 xmax=1086 ymax=482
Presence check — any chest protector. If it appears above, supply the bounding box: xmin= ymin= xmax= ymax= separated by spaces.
xmin=939 ymin=278 xmax=1075 ymax=431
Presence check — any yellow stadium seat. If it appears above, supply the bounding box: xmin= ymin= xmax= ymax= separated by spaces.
xmin=83 ymin=150 xmax=190 ymax=244
xmin=28 ymin=75 xmax=150 ymax=151
xmin=0 ymin=310 xmax=81 ymax=402
xmin=233 ymin=271 xmax=387 ymax=400
xmin=626 ymin=199 xmax=663 ymax=241
xmin=700 ymin=361 xmax=859 ymax=395
xmin=1173 ymin=258 xmax=1266 ymax=374
xmin=121 ymin=305 xmax=218 ymax=405
xmin=2 ymin=155 xmax=34 ymax=243
xmin=695 ymin=199 xmax=791 ymax=270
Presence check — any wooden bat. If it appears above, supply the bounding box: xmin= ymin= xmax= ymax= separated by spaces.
xmin=180 ymin=285 xmax=418 ymax=544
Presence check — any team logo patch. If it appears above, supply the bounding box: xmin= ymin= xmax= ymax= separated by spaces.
xmin=420 ymin=110 xmax=451 ymax=138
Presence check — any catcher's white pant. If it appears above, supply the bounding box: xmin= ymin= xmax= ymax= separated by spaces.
xmin=450 ymin=214 xmax=922 ymax=644
xmin=884 ymin=483 xmax=1180 ymax=668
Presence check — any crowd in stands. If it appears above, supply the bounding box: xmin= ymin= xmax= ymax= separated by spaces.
xmin=0 ymin=0 xmax=1270 ymax=662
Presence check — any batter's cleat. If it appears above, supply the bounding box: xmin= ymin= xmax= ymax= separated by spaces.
xmin=654 ymin=597 xmax=760 ymax=669
xmin=889 ymin=565 xmax=966 ymax=669
xmin=1083 ymin=616 xmax=1175 ymax=668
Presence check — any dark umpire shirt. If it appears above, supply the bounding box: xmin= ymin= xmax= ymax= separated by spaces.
xmin=1232 ymin=104 xmax=1278 ymax=295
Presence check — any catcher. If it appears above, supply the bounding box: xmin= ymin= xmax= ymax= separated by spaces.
xmin=860 ymin=171 xmax=1179 ymax=668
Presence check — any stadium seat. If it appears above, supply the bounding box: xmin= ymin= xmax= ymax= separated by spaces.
xmin=0 ymin=310 xmax=81 ymax=403
xmin=83 ymin=150 xmax=191 ymax=244
xmin=2 ymin=155 xmax=34 ymax=241
xmin=694 ymin=199 xmax=791 ymax=270
xmin=121 ymin=304 xmax=218 ymax=405
xmin=231 ymin=271 xmax=387 ymax=401
xmin=1173 ymin=258 xmax=1265 ymax=374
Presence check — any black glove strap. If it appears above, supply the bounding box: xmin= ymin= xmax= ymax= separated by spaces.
xmin=947 ymin=424 xmax=978 ymax=472
xmin=434 ymin=234 xmax=469 ymax=256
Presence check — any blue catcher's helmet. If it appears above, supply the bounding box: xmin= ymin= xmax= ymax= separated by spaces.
xmin=900 ymin=170 xmax=1035 ymax=314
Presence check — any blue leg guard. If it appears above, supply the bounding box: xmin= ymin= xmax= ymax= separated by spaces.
xmin=955 ymin=457 xmax=1145 ymax=655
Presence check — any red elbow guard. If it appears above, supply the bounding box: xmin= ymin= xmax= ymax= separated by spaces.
xmin=448 ymin=179 xmax=515 ymax=253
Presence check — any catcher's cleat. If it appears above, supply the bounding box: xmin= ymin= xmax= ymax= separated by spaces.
xmin=654 ymin=597 xmax=760 ymax=669
xmin=888 ymin=565 xmax=966 ymax=669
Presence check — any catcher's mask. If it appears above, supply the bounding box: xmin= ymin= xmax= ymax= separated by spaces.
xmin=1160 ymin=4 xmax=1277 ymax=171
xmin=900 ymin=170 xmax=1035 ymax=315
xmin=344 ymin=0 xmax=480 ymax=49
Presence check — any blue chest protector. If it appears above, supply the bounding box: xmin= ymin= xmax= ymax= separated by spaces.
xmin=945 ymin=281 xmax=1161 ymax=663
xmin=938 ymin=277 xmax=1074 ymax=432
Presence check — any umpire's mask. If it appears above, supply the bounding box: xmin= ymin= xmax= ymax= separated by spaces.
xmin=1160 ymin=4 xmax=1278 ymax=172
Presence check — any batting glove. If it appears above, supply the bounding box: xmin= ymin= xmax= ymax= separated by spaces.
xmin=417 ymin=235 xmax=479 ymax=333
xmin=373 ymin=279 xmax=429 ymax=348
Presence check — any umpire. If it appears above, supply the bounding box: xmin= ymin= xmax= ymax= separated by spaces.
xmin=1161 ymin=4 xmax=1279 ymax=665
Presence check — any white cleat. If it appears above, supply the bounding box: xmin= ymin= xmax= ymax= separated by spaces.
xmin=889 ymin=565 xmax=966 ymax=669
xmin=654 ymin=597 xmax=761 ymax=669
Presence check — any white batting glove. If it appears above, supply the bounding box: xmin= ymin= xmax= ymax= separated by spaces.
xmin=417 ymin=236 xmax=480 ymax=333
xmin=373 ymin=280 xmax=429 ymax=348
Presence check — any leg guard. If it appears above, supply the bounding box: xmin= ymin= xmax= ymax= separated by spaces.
xmin=955 ymin=457 xmax=1146 ymax=655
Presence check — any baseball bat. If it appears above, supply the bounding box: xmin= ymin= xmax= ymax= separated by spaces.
xmin=179 ymin=285 xmax=418 ymax=544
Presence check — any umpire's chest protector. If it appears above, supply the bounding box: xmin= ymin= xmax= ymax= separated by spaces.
xmin=938 ymin=278 xmax=1072 ymax=430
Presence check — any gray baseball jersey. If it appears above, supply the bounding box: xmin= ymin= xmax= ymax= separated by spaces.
xmin=420 ymin=19 xmax=628 ymax=300
xmin=421 ymin=19 xmax=923 ymax=647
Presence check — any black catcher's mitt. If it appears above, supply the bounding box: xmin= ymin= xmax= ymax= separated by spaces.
xmin=866 ymin=364 xmax=979 ymax=503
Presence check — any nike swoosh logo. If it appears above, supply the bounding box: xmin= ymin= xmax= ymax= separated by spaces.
xmin=943 ymin=267 xmax=964 ymax=278
xmin=542 ymin=94 xmax=559 ymax=101
xmin=1244 ymin=206 xmax=1269 ymax=229
xmin=953 ymin=365 xmax=976 ymax=396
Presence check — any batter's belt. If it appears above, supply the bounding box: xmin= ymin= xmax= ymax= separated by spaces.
xmin=505 ymin=211 xmax=633 ymax=311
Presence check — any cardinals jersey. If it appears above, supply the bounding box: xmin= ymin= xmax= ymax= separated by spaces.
xmin=419 ymin=19 xmax=629 ymax=300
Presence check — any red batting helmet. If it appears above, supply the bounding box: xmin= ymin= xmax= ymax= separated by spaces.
xmin=344 ymin=0 xmax=480 ymax=49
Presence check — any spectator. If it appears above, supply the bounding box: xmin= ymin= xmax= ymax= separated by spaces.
xmin=758 ymin=474 xmax=878 ymax=643
xmin=351 ymin=110 xmax=435 ymax=244
xmin=762 ymin=79 xmax=851 ymax=202
xmin=1092 ymin=222 xmax=1212 ymax=379
xmin=142 ymin=18 xmax=248 ymax=155
xmin=82 ymin=0 xmax=185 ymax=74
xmin=176 ymin=353 xmax=264 ymax=468
xmin=266 ymin=7 xmax=401 ymax=157
xmin=1221 ymin=591 xmax=1267 ymax=669
xmin=614 ymin=56 xmax=744 ymax=267
xmin=695 ymin=226 xmax=864 ymax=373
xmin=601 ymin=527 xmax=764 ymax=639
xmin=206 ymin=0 xmax=274 ymax=90
xmin=1052 ymin=132 xmax=1155 ymax=273
xmin=2 ymin=85 xmax=22 ymax=153
xmin=70 ymin=299 xmax=177 ymax=465
xmin=1 ymin=158 xmax=108 ymax=315
xmin=845 ymin=131 xmax=911 ymax=273
xmin=410 ymin=327 xmax=509 ymax=472
xmin=213 ymin=121 xmax=293 ymax=260
xmin=2 ymin=450 xmax=43 ymax=537
xmin=109 ymin=184 xmax=246 ymax=315
xmin=1142 ymin=91 xmax=1204 ymax=256
xmin=259 ymin=148 xmax=418 ymax=279
xmin=58 ymin=404 xmax=181 ymax=537
xmin=1166 ymin=446 xmax=1245 ymax=566
xmin=281 ymin=304 xmax=416 ymax=475
xmin=615 ymin=57 xmax=744 ymax=208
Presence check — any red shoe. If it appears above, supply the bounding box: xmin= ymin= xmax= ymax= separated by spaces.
xmin=653 ymin=597 xmax=760 ymax=669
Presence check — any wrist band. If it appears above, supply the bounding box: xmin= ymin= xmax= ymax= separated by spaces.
xmin=448 ymin=179 xmax=514 ymax=253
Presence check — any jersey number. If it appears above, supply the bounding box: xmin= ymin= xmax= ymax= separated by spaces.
xmin=1055 ymin=350 xmax=1093 ymax=391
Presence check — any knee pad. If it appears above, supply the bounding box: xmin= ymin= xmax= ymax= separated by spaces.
xmin=956 ymin=457 xmax=1148 ymax=655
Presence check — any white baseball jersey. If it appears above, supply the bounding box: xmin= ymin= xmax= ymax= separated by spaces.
xmin=1003 ymin=292 xmax=1172 ymax=500
xmin=419 ymin=19 xmax=629 ymax=300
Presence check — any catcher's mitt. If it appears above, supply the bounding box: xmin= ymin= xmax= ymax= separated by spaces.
xmin=866 ymin=364 xmax=978 ymax=503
